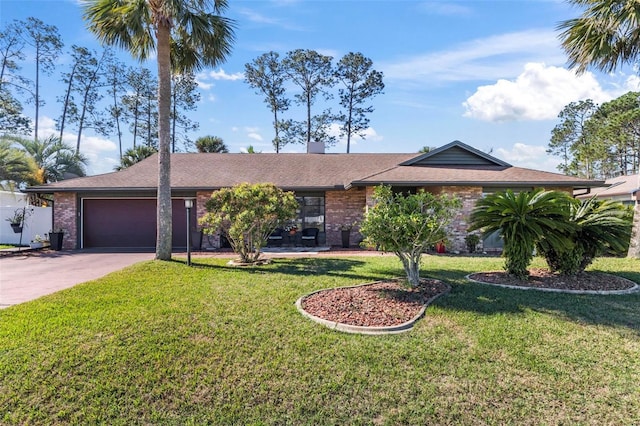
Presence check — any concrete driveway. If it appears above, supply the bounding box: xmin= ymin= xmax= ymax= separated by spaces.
xmin=0 ymin=250 xmax=154 ymax=308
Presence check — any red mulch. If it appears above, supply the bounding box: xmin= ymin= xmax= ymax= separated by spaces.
xmin=301 ymin=279 xmax=449 ymax=327
xmin=469 ymin=268 xmax=636 ymax=291
xmin=301 ymin=269 xmax=638 ymax=328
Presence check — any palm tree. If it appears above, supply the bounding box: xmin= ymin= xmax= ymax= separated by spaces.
xmin=537 ymin=197 xmax=632 ymax=274
xmin=558 ymin=0 xmax=640 ymax=258
xmin=83 ymin=0 xmax=235 ymax=260
xmin=195 ymin=135 xmax=228 ymax=153
xmin=115 ymin=145 xmax=157 ymax=170
xmin=468 ymin=189 xmax=575 ymax=280
xmin=11 ymin=135 xmax=87 ymax=184
xmin=0 ymin=138 xmax=36 ymax=190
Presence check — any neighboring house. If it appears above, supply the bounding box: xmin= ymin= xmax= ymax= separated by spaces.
xmin=576 ymin=173 xmax=640 ymax=206
xmin=577 ymin=173 xmax=640 ymax=258
xmin=25 ymin=141 xmax=602 ymax=252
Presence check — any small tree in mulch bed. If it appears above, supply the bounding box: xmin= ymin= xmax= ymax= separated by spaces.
xmin=199 ymin=183 xmax=298 ymax=264
xmin=360 ymin=185 xmax=461 ymax=286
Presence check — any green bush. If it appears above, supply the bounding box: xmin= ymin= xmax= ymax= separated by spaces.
xmin=200 ymin=183 xmax=298 ymax=263
xmin=537 ymin=197 xmax=632 ymax=275
xmin=469 ymin=189 xmax=575 ymax=280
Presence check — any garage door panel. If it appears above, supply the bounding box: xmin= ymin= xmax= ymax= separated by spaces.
xmin=83 ymin=199 xmax=188 ymax=249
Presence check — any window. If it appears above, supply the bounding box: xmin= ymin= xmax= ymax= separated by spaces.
xmin=391 ymin=186 xmax=417 ymax=196
xmin=293 ymin=193 xmax=325 ymax=231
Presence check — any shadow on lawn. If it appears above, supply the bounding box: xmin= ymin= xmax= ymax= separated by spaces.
xmin=430 ymin=268 xmax=640 ymax=335
xmin=185 ymin=257 xmax=382 ymax=282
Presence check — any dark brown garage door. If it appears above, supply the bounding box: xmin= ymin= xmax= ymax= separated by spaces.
xmin=83 ymin=198 xmax=190 ymax=249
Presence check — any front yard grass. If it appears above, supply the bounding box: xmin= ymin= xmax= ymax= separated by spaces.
xmin=1 ymin=255 xmax=639 ymax=424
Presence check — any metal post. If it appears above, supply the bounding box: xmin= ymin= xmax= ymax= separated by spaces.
xmin=184 ymin=198 xmax=195 ymax=266
xmin=187 ymin=207 xmax=191 ymax=266
xmin=17 ymin=206 xmax=26 ymax=251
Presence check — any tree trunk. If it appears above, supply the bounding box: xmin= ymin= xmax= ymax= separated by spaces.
xmin=34 ymin=43 xmax=40 ymax=141
xmin=155 ymin=19 xmax=173 ymax=261
xmin=171 ymin=86 xmax=177 ymax=152
xmin=76 ymin=51 xmax=103 ymax=153
xmin=59 ymin=63 xmax=77 ymax=143
xmin=628 ymin=202 xmax=640 ymax=258
xmin=398 ymin=251 xmax=422 ymax=287
xmin=273 ymin=109 xmax=279 ymax=153
xmin=132 ymin=97 xmax=139 ymax=147
xmin=346 ymin=87 xmax=354 ymax=153
xmin=306 ymin=91 xmax=312 ymax=146
xmin=112 ymin=74 xmax=123 ymax=159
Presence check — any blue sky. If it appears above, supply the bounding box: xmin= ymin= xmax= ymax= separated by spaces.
xmin=2 ymin=0 xmax=639 ymax=175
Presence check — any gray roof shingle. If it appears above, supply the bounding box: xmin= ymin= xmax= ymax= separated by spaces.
xmin=26 ymin=152 xmax=602 ymax=193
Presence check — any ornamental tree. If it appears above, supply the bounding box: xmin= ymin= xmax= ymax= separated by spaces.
xmin=199 ymin=183 xmax=298 ymax=263
xmin=360 ymin=185 xmax=461 ymax=286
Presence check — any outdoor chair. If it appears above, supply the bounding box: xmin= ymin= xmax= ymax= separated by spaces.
xmin=300 ymin=227 xmax=319 ymax=247
xmin=267 ymin=228 xmax=284 ymax=247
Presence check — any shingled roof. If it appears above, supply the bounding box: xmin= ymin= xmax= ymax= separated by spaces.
xmin=26 ymin=142 xmax=602 ymax=193
xmin=576 ymin=173 xmax=640 ymax=200
xmin=27 ymin=153 xmax=416 ymax=192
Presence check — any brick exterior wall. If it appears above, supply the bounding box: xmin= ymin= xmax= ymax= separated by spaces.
xmin=424 ymin=186 xmax=483 ymax=252
xmin=51 ymin=185 xmax=580 ymax=252
xmin=325 ymin=188 xmax=367 ymax=247
xmin=329 ymin=185 xmax=485 ymax=252
xmin=54 ymin=192 xmax=77 ymax=250
xmin=196 ymin=191 xmax=220 ymax=249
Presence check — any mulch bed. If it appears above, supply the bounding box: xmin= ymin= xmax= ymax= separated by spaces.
xmin=301 ymin=279 xmax=449 ymax=327
xmin=301 ymin=269 xmax=637 ymax=328
xmin=468 ymin=268 xmax=636 ymax=291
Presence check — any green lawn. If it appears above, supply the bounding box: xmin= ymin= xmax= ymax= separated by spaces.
xmin=1 ymin=255 xmax=639 ymax=424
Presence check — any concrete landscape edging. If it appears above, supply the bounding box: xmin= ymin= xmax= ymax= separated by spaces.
xmin=466 ymin=273 xmax=640 ymax=295
xmin=295 ymin=280 xmax=451 ymax=335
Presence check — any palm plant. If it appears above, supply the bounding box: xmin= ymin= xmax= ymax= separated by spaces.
xmin=195 ymin=135 xmax=228 ymax=153
xmin=537 ymin=197 xmax=632 ymax=275
xmin=0 ymin=139 xmax=36 ymax=190
xmin=83 ymin=0 xmax=235 ymax=260
xmin=558 ymin=0 xmax=640 ymax=258
xmin=468 ymin=189 xmax=575 ymax=280
xmin=558 ymin=0 xmax=640 ymax=73
xmin=115 ymin=145 xmax=157 ymax=170
xmin=10 ymin=135 xmax=87 ymax=184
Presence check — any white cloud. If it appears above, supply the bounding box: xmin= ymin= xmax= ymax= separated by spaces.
xmin=206 ymin=68 xmax=244 ymax=81
xmin=381 ymin=29 xmax=564 ymax=85
xmin=239 ymin=8 xmax=282 ymax=25
xmin=316 ymin=49 xmax=340 ymax=59
xmin=495 ymin=143 xmax=561 ymax=173
xmin=238 ymin=7 xmax=305 ymax=31
xmin=327 ymin=123 xmax=383 ymax=148
xmin=356 ymin=127 xmax=383 ymax=143
xmin=195 ymin=72 xmax=214 ymax=90
xmin=248 ymin=133 xmax=263 ymax=141
xmin=462 ymin=63 xmax=614 ymax=122
xmin=417 ymin=2 xmax=473 ymax=16
xmin=38 ymin=115 xmax=118 ymax=176
xmin=622 ymin=74 xmax=640 ymax=91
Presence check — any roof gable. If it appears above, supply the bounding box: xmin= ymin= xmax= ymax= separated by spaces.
xmin=401 ymin=140 xmax=511 ymax=167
